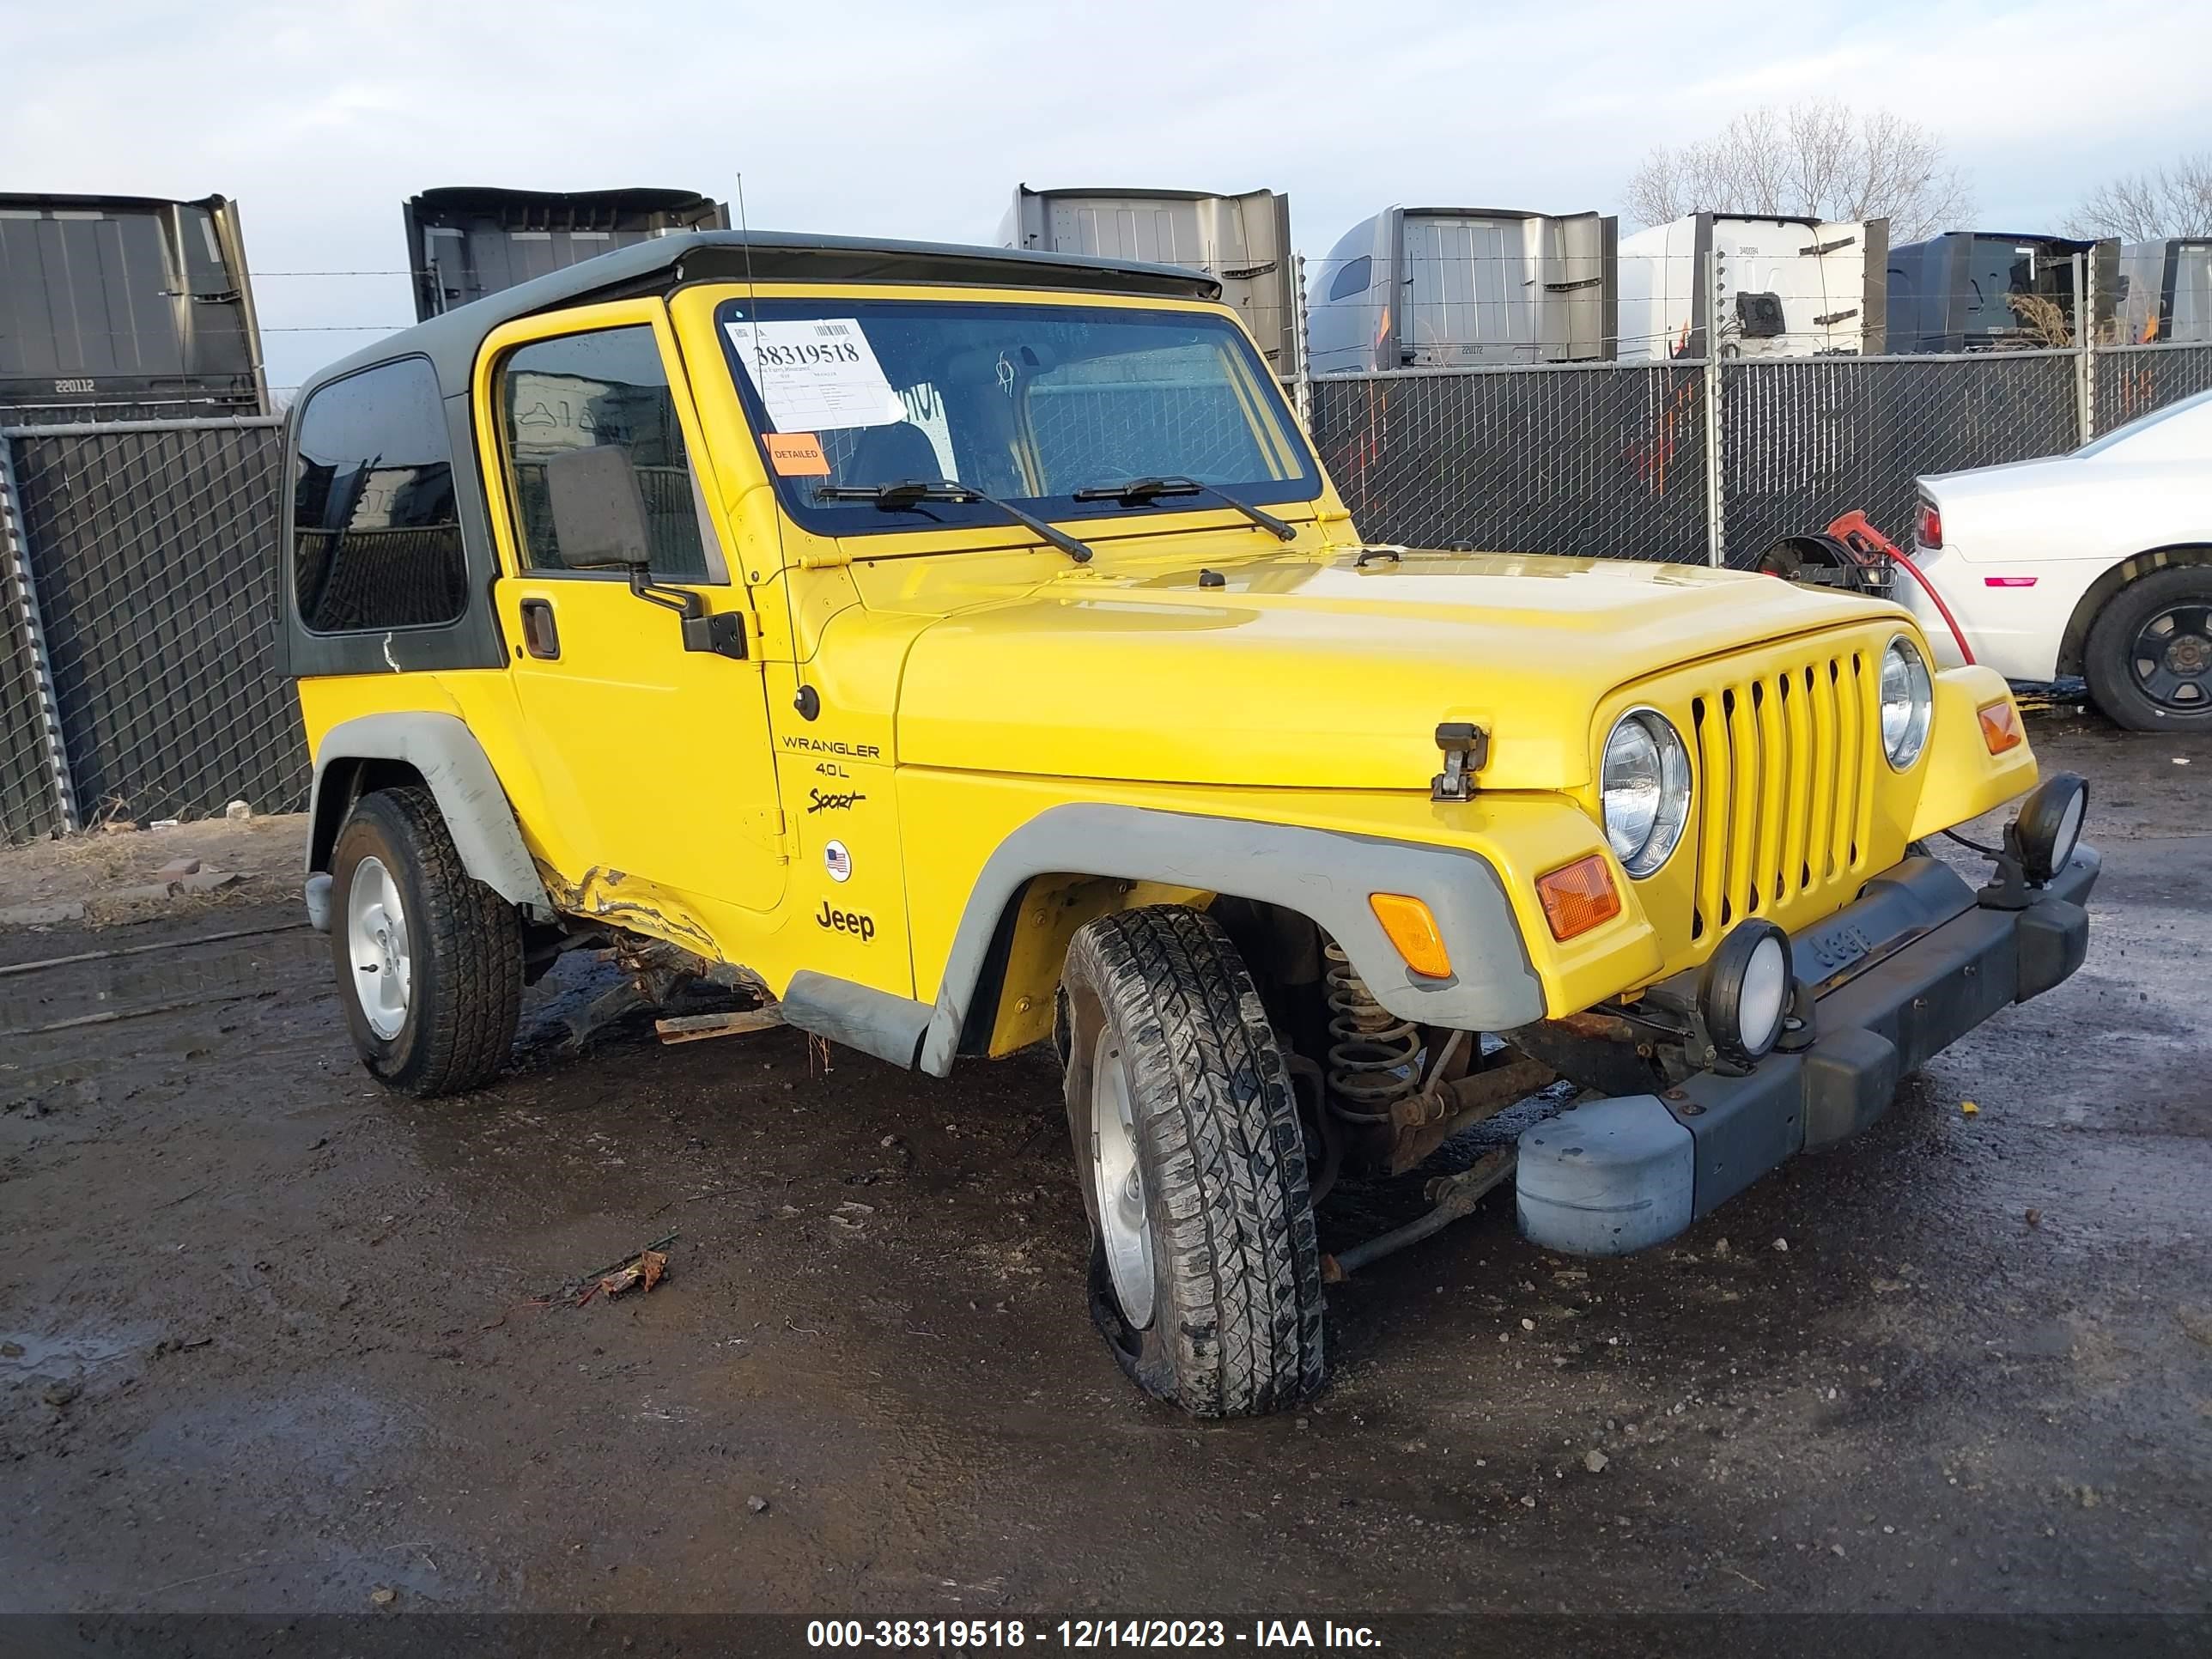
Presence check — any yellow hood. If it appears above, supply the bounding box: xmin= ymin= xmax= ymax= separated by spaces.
xmin=893 ymin=549 xmax=1907 ymax=791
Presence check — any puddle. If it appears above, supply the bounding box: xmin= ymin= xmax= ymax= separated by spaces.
xmin=0 ymin=1321 xmax=160 ymax=1378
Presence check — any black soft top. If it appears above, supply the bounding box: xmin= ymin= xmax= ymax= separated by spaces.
xmin=300 ymin=228 xmax=1224 ymax=401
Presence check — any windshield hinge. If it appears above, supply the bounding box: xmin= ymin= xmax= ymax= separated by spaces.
xmin=1431 ymin=722 xmax=1489 ymax=802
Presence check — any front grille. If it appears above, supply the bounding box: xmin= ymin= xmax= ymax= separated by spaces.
xmin=1687 ymin=648 xmax=1875 ymax=941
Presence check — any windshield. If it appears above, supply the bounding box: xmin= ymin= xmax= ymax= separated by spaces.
xmin=715 ymin=297 xmax=1317 ymax=538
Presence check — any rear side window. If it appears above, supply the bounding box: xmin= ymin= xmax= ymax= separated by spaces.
xmin=499 ymin=325 xmax=711 ymax=580
xmin=1328 ymin=255 xmax=1373 ymax=302
xmin=292 ymin=357 xmax=468 ymax=634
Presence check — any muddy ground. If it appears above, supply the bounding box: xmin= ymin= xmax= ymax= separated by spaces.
xmin=1 ymin=715 xmax=2207 ymax=1627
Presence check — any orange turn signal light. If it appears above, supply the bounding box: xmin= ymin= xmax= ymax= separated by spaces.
xmin=1978 ymin=698 xmax=2024 ymax=755
xmin=1535 ymin=854 xmax=1622 ymax=941
xmin=1370 ymin=892 xmax=1452 ymax=979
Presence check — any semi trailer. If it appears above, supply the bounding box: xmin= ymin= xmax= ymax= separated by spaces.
xmin=1614 ymin=213 xmax=1887 ymax=361
xmin=0 ymin=192 xmax=266 ymax=423
xmin=1307 ymin=207 xmax=1615 ymax=374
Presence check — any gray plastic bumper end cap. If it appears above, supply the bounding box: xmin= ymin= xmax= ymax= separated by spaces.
xmin=1516 ymin=1095 xmax=1695 ymax=1257
xmin=304 ymin=873 xmax=333 ymax=934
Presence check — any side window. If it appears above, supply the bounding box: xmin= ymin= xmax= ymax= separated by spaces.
xmin=292 ymin=358 xmax=468 ymax=634
xmin=499 ymin=325 xmax=712 ymax=580
xmin=1328 ymin=255 xmax=1373 ymax=303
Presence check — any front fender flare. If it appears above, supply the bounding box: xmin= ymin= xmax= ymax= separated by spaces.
xmin=1905 ymin=666 xmax=2039 ymax=842
xmin=308 ymin=712 xmax=550 ymax=915
xmin=917 ymin=805 xmax=1545 ymax=1077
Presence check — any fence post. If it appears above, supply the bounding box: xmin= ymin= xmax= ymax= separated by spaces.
xmin=0 ymin=434 xmax=80 ymax=833
xmin=2074 ymin=251 xmax=2095 ymax=442
xmin=1703 ymin=248 xmax=1725 ymax=566
xmin=1291 ymin=252 xmax=1313 ymax=434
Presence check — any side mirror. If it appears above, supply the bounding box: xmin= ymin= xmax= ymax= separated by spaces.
xmin=545 ymin=445 xmax=653 ymax=574
xmin=538 ymin=444 xmax=745 ymax=661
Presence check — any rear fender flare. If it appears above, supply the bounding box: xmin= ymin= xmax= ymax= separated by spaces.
xmin=308 ymin=712 xmax=550 ymax=915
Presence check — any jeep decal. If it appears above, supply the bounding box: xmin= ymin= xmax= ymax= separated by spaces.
xmin=815 ymin=901 xmax=875 ymax=941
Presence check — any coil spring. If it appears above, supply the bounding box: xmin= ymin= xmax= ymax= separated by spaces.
xmin=1323 ymin=943 xmax=1422 ymax=1121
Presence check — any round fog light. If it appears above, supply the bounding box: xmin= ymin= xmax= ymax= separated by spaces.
xmin=1698 ymin=921 xmax=1795 ymax=1067
xmin=2014 ymin=771 xmax=2087 ymax=884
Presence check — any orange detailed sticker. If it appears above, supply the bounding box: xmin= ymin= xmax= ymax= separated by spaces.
xmin=766 ymin=433 xmax=830 ymax=477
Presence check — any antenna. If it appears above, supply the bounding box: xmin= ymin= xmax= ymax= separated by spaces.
xmin=735 ymin=172 xmax=808 ymax=723
xmin=735 ymin=169 xmax=758 ymax=293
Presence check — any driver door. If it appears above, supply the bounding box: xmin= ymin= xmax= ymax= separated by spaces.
xmin=478 ymin=301 xmax=787 ymax=917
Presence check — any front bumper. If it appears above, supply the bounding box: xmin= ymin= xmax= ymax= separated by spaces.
xmin=1516 ymin=843 xmax=2100 ymax=1255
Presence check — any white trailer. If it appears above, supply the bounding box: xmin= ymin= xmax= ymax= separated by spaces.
xmin=999 ymin=185 xmax=1298 ymax=374
xmin=1305 ymin=208 xmax=1615 ymax=374
xmin=1615 ymin=213 xmax=1887 ymax=362
xmin=2118 ymin=238 xmax=2212 ymax=343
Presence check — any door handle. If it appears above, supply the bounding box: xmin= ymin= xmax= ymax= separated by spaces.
xmin=520 ymin=599 xmax=560 ymax=660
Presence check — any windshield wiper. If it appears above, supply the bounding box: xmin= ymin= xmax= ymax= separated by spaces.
xmin=815 ymin=478 xmax=1092 ymax=564
xmin=1070 ymin=476 xmax=1297 ymax=542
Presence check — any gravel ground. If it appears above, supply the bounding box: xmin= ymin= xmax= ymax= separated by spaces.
xmin=1 ymin=714 xmax=2206 ymax=1628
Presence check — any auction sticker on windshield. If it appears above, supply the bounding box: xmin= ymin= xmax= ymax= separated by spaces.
xmin=725 ymin=317 xmax=904 ymax=432
xmin=764 ymin=432 xmax=830 ymax=476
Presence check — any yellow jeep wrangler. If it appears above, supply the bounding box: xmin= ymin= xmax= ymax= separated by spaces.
xmin=283 ymin=231 xmax=2096 ymax=1417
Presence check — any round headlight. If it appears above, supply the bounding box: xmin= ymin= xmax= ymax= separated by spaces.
xmin=1881 ymin=636 xmax=1934 ymax=769
xmin=1601 ymin=709 xmax=1692 ymax=878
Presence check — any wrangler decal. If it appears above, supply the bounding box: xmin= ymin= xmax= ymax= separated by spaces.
xmin=782 ymin=736 xmax=882 ymax=758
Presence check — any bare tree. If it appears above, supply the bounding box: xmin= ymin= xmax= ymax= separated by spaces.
xmin=2068 ymin=155 xmax=2212 ymax=240
xmin=1626 ymin=103 xmax=1974 ymax=240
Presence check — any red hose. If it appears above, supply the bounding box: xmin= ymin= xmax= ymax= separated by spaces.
xmin=1823 ymin=511 xmax=1976 ymax=666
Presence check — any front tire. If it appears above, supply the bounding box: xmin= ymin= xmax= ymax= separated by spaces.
xmin=2083 ymin=566 xmax=2212 ymax=731
xmin=1059 ymin=906 xmax=1324 ymax=1417
xmin=330 ymin=786 xmax=522 ymax=1097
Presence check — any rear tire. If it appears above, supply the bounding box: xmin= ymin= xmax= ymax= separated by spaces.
xmin=2083 ymin=566 xmax=2212 ymax=732
xmin=1058 ymin=905 xmax=1324 ymax=1417
xmin=330 ymin=786 xmax=522 ymax=1097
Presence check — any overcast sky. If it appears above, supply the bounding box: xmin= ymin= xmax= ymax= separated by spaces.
xmin=9 ymin=0 xmax=2208 ymax=392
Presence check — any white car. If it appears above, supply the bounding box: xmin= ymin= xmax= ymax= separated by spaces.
xmin=1899 ymin=386 xmax=2212 ymax=730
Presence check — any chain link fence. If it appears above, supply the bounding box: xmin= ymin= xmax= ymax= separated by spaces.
xmin=0 ymin=640 xmax=62 ymax=843
xmin=0 ymin=418 xmax=306 ymax=842
xmin=1717 ymin=349 xmax=2086 ymax=564
xmin=1310 ymin=364 xmax=1709 ymax=561
xmin=2 ymin=339 xmax=2209 ymax=848
xmin=0 ymin=447 xmax=70 ymax=844
xmin=0 ymin=393 xmax=264 ymax=431
xmin=2095 ymin=339 xmax=2212 ymax=436
xmin=1311 ymin=340 xmax=2212 ymax=568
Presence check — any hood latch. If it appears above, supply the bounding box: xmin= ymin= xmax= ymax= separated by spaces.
xmin=1431 ymin=722 xmax=1489 ymax=802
